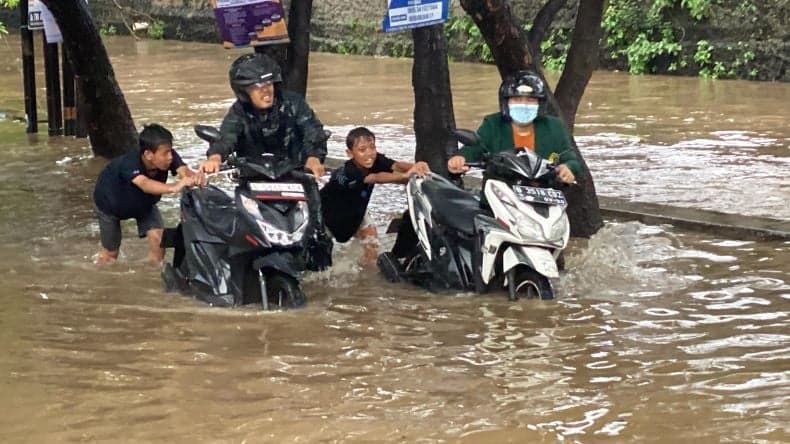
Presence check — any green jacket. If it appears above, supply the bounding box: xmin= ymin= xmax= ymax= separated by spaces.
xmin=459 ymin=113 xmax=581 ymax=176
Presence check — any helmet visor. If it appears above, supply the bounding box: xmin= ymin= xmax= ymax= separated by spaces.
xmin=245 ymin=80 xmax=275 ymax=92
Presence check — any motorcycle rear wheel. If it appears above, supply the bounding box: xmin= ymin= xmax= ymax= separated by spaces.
xmin=509 ymin=266 xmax=554 ymax=300
xmin=263 ymin=273 xmax=306 ymax=310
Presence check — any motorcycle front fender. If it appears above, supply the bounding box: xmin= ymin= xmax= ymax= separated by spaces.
xmin=252 ymin=251 xmax=303 ymax=278
xmin=503 ymin=246 xmax=559 ymax=279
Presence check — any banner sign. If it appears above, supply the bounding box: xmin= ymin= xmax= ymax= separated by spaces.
xmin=382 ymin=0 xmax=448 ymax=33
xmin=28 ymin=0 xmax=62 ymax=43
xmin=210 ymin=0 xmax=289 ymax=49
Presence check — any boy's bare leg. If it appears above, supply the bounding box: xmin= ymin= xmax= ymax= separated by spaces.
xmin=145 ymin=228 xmax=165 ymax=266
xmin=357 ymin=225 xmax=379 ymax=266
xmin=96 ymin=248 xmax=119 ymax=265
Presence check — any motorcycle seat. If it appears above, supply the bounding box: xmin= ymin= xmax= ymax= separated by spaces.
xmin=421 ymin=179 xmax=484 ymax=236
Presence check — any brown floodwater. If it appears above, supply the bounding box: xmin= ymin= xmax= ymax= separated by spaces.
xmin=0 ymin=36 xmax=788 ymax=443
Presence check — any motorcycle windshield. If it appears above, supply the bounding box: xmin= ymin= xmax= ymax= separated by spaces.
xmin=237 ymin=155 xmax=297 ymax=180
xmin=488 ymin=150 xmax=553 ymax=183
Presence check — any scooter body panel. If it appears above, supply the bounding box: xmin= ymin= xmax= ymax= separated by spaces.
xmin=503 ymin=245 xmax=559 ymax=279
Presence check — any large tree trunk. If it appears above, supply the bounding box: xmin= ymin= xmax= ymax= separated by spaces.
xmin=41 ymin=0 xmax=137 ymax=158
xmin=411 ymin=24 xmax=455 ymax=177
xmin=459 ymin=0 xmax=603 ymax=237
xmin=553 ymin=0 xmax=605 ymax=236
xmin=555 ymin=0 xmax=605 ymax=130
xmin=284 ymin=0 xmax=312 ymax=95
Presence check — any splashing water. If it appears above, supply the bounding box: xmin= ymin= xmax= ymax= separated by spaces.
xmin=558 ymin=221 xmax=692 ymax=299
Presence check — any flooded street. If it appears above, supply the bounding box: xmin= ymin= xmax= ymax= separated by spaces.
xmin=0 ymin=36 xmax=788 ymax=442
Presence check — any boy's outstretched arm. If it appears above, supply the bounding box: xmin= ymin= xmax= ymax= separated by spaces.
xmin=365 ymin=161 xmax=430 ymax=185
xmin=132 ymin=174 xmax=195 ymax=195
xmin=394 ymin=160 xmax=430 ymax=176
xmin=176 ymin=165 xmax=207 ymax=186
xmin=363 ymin=171 xmax=408 ymax=185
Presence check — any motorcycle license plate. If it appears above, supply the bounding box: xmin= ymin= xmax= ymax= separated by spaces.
xmin=249 ymin=182 xmax=305 ymax=200
xmin=512 ymin=185 xmax=567 ymax=206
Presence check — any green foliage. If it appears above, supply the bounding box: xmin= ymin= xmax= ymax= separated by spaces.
xmin=682 ymin=0 xmax=714 ymax=20
xmin=444 ymin=15 xmax=493 ymax=62
xmin=0 ymin=0 xmax=19 ymax=38
xmin=537 ymin=27 xmax=569 ymax=72
xmin=603 ymin=0 xmax=715 ymax=74
xmin=323 ymin=18 xmax=380 ymax=56
xmin=389 ymin=40 xmax=413 ymax=58
xmin=99 ymin=24 xmax=118 ymax=36
xmin=695 ymin=39 xmax=757 ymax=79
xmin=147 ymin=20 xmax=165 ymax=39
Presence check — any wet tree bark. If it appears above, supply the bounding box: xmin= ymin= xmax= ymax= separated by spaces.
xmin=284 ymin=0 xmax=312 ymax=96
xmin=41 ymin=0 xmax=137 ymax=158
xmin=555 ymin=0 xmax=605 ymax=130
xmin=459 ymin=0 xmax=604 ymax=237
xmin=458 ymin=0 xmax=533 ymax=78
xmin=411 ymin=24 xmax=455 ymax=177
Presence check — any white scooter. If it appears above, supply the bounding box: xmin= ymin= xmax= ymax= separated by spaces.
xmin=378 ymin=129 xmax=570 ymax=300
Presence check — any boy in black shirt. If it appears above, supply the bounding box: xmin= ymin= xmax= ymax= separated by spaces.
xmin=320 ymin=127 xmax=429 ymax=264
xmin=93 ymin=124 xmax=203 ymax=265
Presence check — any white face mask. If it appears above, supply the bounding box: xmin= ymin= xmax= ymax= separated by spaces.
xmin=509 ymin=103 xmax=539 ymax=124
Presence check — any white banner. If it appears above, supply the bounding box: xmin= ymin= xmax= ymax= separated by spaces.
xmin=28 ymin=0 xmax=63 ymax=43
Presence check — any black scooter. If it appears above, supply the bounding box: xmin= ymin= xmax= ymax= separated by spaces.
xmin=161 ymin=125 xmax=331 ymax=309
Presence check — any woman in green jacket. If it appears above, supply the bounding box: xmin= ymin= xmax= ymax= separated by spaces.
xmin=447 ymin=70 xmax=579 ymax=185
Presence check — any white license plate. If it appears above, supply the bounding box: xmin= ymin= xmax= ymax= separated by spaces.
xmin=512 ymin=185 xmax=567 ymax=206
xmin=249 ymin=182 xmax=304 ymax=193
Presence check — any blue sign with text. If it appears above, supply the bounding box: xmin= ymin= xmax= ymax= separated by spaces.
xmin=382 ymin=0 xmax=449 ymax=33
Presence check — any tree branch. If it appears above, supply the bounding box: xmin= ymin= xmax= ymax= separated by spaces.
xmin=555 ymin=0 xmax=605 ymax=130
xmin=527 ymin=0 xmax=568 ymax=60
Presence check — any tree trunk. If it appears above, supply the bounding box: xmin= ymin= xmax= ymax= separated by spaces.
xmin=459 ymin=0 xmax=603 ymax=237
xmin=411 ymin=24 xmax=455 ymax=177
xmin=254 ymin=0 xmax=312 ymax=97
xmin=41 ymin=0 xmax=137 ymax=158
xmin=459 ymin=0 xmax=532 ymax=78
xmin=284 ymin=0 xmax=312 ymax=96
xmin=527 ymin=0 xmax=568 ymax=63
xmin=554 ymin=0 xmax=605 ymax=237
xmin=555 ymin=0 xmax=605 ymax=131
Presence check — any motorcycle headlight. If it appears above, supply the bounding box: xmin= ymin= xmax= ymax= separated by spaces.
xmin=241 ymin=194 xmax=263 ymax=219
xmin=492 ymin=183 xmax=543 ymax=239
xmin=242 ymin=195 xmax=307 ymax=246
xmin=256 ymin=219 xmax=290 ymax=245
xmin=518 ymin=217 xmax=543 ymax=239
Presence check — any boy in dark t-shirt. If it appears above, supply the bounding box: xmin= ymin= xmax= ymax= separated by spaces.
xmin=93 ymin=124 xmax=203 ymax=265
xmin=320 ymin=127 xmax=429 ymax=264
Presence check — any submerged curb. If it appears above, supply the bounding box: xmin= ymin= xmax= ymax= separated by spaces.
xmin=324 ymin=157 xmax=790 ymax=241
xmin=597 ymin=196 xmax=790 ymax=241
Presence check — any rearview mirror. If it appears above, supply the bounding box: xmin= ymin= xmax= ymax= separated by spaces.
xmin=194 ymin=125 xmax=222 ymax=144
xmin=451 ymin=128 xmax=479 ymax=146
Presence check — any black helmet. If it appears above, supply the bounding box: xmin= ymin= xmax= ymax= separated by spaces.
xmin=499 ymin=70 xmax=546 ymax=121
xmin=229 ymin=53 xmax=283 ymax=103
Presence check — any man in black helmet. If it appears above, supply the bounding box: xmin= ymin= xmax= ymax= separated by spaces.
xmin=199 ymin=53 xmax=326 ymax=177
xmin=199 ymin=53 xmax=332 ymax=271
xmin=447 ymin=70 xmax=579 ymax=184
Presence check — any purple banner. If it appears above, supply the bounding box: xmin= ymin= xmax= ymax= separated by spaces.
xmin=211 ymin=0 xmax=289 ymax=49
